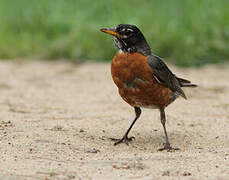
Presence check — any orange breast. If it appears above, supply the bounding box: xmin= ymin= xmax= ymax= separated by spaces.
xmin=111 ymin=52 xmax=174 ymax=108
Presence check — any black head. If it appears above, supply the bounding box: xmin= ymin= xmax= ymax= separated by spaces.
xmin=100 ymin=24 xmax=151 ymax=56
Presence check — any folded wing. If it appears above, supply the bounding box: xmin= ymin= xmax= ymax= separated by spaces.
xmin=147 ymin=55 xmax=197 ymax=99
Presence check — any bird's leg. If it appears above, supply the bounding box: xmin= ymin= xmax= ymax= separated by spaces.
xmin=158 ymin=108 xmax=180 ymax=151
xmin=111 ymin=107 xmax=141 ymax=146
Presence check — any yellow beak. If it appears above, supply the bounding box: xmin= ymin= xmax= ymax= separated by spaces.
xmin=100 ymin=28 xmax=123 ymax=38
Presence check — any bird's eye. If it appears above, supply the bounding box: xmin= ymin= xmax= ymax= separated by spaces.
xmin=120 ymin=28 xmax=134 ymax=36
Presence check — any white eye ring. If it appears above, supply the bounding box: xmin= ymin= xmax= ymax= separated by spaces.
xmin=126 ymin=28 xmax=134 ymax=32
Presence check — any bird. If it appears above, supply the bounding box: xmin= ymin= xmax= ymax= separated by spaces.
xmin=100 ymin=24 xmax=197 ymax=151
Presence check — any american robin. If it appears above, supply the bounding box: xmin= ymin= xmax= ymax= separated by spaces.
xmin=100 ymin=24 xmax=197 ymax=151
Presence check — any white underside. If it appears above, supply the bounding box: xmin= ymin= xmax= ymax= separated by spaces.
xmin=134 ymin=102 xmax=159 ymax=109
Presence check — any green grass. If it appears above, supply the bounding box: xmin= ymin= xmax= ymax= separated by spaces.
xmin=0 ymin=0 xmax=229 ymax=66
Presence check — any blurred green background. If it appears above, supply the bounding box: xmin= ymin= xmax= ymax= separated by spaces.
xmin=0 ymin=0 xmax=229 ymax=66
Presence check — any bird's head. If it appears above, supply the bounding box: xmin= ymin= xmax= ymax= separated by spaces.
xmin=100 ymin=24 xmax=151 ymax=55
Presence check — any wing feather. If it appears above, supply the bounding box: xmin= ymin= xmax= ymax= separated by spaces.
xmin=147 ymin=55 xmax=187 ymax=99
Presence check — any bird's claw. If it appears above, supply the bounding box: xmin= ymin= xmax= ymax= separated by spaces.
xmin=158 ymin=143 xmax=180 ymax=152
xmin=109 ymin=136 xmax=135 ymax=146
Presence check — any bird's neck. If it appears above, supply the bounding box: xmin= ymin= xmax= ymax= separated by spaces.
xmin=119 ymin=43 xmax=151 ymax=56
xmin=115 ymin=36 xmax=151 ymax=56
xmin=134 ymin=42 xmax=151 ymax=56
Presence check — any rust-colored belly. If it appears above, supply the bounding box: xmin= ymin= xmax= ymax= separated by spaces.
xmin=111 ymin=52 xmax=174 ymax=108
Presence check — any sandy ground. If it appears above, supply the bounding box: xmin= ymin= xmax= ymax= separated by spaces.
xmin=0 ymin=60 xmax=228 ymax=180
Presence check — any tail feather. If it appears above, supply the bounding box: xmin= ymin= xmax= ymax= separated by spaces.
xmin=176 ymin=77 xmax=191 ymax=83
xmin=181 ymin=83 xmax=197 ymax=87
xmin=176 ymin=77 xmax=197 ymax=88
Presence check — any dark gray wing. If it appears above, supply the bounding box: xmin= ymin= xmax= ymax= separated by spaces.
xmin=147 ymin=54 xmax=187 ymax=99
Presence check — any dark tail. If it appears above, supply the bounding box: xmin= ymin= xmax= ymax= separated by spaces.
xmin=176 ymin=77 xmax=197 ymax=88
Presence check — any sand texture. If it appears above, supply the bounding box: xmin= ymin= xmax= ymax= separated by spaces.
xmin=0 ymin=60 xmax=228 ymax=180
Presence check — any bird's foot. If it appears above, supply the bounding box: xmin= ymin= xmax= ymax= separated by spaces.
xmin=109 ymin=136 xmax=135 ymax=146
xmin=158 ymin=142 xmax=180 ymax=152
